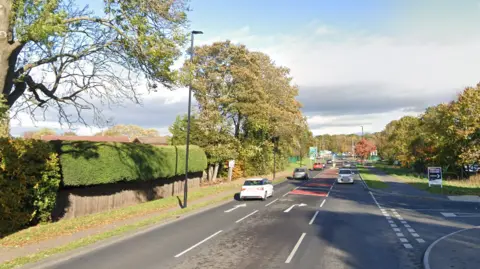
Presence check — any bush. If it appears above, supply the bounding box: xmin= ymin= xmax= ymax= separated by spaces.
xmin=56 ymin=141 xmax=207 ymax=186
xmin=0 ymin=139 xmax=61 ymax=236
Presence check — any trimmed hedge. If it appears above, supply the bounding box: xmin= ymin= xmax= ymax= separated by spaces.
xmin=55 ymin=141 xmax=207 ymax=186
xmin=0 ymin=139 xmax=61 ymax=236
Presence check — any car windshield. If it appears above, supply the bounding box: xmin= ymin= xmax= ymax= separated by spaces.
xmin=294 ymin=168 xmax=306 ymax=172
xmin=339 ymin=170 xmax=352 ymax=175
xmin=244 ymin=180 xmax=264 ymax=186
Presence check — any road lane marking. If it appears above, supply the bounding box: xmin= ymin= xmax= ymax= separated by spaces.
xmin=224 ymin=203 xmax=246 ymax=213
xmin=285 ymin=233 xmax=307 ymax=264
xmin=400 ymin=238 xmax=408 ymax=243
xmin=407 ymin=228 xmax=416 ymax=233
xmin=396 ymin=232 xmax=405 ymax=237
xmin=411 ymin=233 xmax=420 ymax=237
xmin=404 ymin=224 xmax=411 ymax=228
xmin=417 ymin=238 xmax=426 ymax=243
xmin=404 ymin=243 xmax=413 ymax=249
xmin=309 ymin=211 xmax=319 ymax=225
xmin=400 ymin=220 xmax=407 ymax=224
xmin=320 ymin=199 xmax=326 ymax=208
xmin=235 ymin=210 xmax=258 ymax=223
xmin=390 ymin=224 xmax=397 ymax=228
xmin=441 ymin=212 xmax=457 ymax=217
xmin=282 ymin=192 xmax=289 ymax=197
xmin=393 ymin=228 xmax=401 ymax=232
xmin=174 ymin=230 xmax=223 ymax=257
xmin=265 ymin=199 xmax=278 ymax=207
xmin=284 ymin=203 xmax=307 ymax=213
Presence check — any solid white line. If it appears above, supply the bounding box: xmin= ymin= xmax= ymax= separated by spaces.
xmin=285 ymin=233 xmax=307 ymax=263
xmin=265 ymin=199 xmax=278 ymax=207
xmin=320 ymin=199 xmax=326 ymax=208
xmin=235 ymin=210 xmax=258 ymax=223
xmin=309 ymin=211 xmax=319 ymax=225
xmin=174 ymin=230 xmax=223 ymax=257
xmin=424 ymin=226 xmax=480 ymax=269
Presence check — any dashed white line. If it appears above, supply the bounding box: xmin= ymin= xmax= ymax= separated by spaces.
xmin=411 ymin=233 xmax=420 ymax=237
xmin=320 ymin=199 xmax=326 ymax=208
xmin=309 ymin=211 xmax=319 ymax=225
xmin=396 ymin=232 xmax=405 ymax=237
xmin=404 ymin=224 xmax=411 ymax=228
xmin=235 ymin=210 xmax=258 ymax=223
xmin=407 ymin=228 xmax=416 ymax=233
xmin=403 ymin=243 xmax=413 ymax=249
xmin=174 ymin=230 xmax=223 ymax=257
xmin=399 ymin=238 xmax=408 ymax=243
xmin=285 ymin=233 xmax=307 ymax=263
xmin=282 ymin=192 xmax=289 ymax=197
xmin=390 ymin=224 xmax=398 ymax=228
xmin=265 ymin=199 xmax=278 ymax=207
xmin=417 ymin=238 xmax=426 ymax=243
xmin=393 ymin=228 xmax=401 ymax=232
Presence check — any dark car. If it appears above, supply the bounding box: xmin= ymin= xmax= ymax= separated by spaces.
xmin=292 ymin=168 xmax=309 ymax=180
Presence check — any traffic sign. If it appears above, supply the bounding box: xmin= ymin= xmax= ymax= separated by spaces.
xmin=427 ymin=167 xmax=442 ymax=187
xmin=309 ymin=147 xmax=317 ymax=160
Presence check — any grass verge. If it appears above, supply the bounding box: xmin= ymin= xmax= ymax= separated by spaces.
xmin=374 ymin=163 xmax=480 ymax=196
xmin=1 ymin=174 xmax=287 ymax=248
xmin=0 ymin=176 xmax=289 ymax=269
xmin=357 ymin=167 xmax=388 ymax=189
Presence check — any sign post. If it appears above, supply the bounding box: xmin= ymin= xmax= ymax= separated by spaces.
xmin=427 ymin=167 xmax=443 ymax=188
xmin=228 ymin=160 xmax=235 ymax=181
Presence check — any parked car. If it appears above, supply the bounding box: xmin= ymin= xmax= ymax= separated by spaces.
xmin=292 ymin=167 xmax=309 ymax=180
xmin=337 ymin=168 xmax=354 ymax=184
xmin=313 ymin=162 xmax=324 ymax=170
xmin=240 ymin=178 xmax=274 ymax=200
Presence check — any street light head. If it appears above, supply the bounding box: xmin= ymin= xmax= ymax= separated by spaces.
xmin=192 ymin=30 xmax=203 ymax=35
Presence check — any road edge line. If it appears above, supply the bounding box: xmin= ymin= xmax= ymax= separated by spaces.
xmin=423 ymin=225 xmax=480 ymax=269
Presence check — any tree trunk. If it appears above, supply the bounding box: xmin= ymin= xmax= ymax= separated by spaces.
xmin=212 ymin=163 xmax=219 ymax=182
xmin=207 ymin=165 xmax=214 ymax=182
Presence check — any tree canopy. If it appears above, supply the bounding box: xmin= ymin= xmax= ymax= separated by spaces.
xmin=1 ymin=0 xmax=189 ymax=126
xmin=96 ymin=124 xmax=159 ymax=138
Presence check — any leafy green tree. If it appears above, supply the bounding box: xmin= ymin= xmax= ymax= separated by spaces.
xmin=1 ymin=0 xmax=188 ymax=126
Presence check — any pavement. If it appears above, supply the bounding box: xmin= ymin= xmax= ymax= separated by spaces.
xmin=17 ymin=163 xmax=480 ymax=269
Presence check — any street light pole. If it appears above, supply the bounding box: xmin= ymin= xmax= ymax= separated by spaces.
xmin=361 ymin=125 xmax=364 ymax=139
xmin=184 ymin=30 xmax=203 ymax=209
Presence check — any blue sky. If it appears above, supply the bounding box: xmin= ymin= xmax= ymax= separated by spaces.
xmin=10 ymin=0 xmax=480 ymax=136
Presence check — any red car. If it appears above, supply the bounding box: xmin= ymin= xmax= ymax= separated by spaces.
xmin=313 ymin=163 xmax=324 ymax=170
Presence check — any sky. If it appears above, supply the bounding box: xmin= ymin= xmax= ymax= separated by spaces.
xmin=9 ymin=0 xmax=480 ymax=136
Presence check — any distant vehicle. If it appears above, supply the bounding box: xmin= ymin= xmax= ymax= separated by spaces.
xmin=240 ymin=178 xmax=274 ymax=200
xmin=292 ymin=167 xmax=309 ymax=180
xmin=313 ymin=162 xmax=324 ymax=170
xmin=343 ymin=162 xmax=352 ymax=168
xmin=326 ymin=159 xmax=333 ymax=164
xmin=337 ymin=168 xmax=354 ymax=184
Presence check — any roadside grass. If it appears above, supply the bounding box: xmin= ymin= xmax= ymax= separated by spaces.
xmin=0 ymin=174 xmax=289 ymax=268
xmin=0 ymin=174 xmax=287 ymax=248
xmin=357 ymin=167 xmax=388 ymax=189
xmin=374 ymin=163 xmax=480 ymax=196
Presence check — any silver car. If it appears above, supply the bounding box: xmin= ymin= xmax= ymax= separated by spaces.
xmin=292 ymin=168 xmax=309 ymax=180
xmin=337 ymin=168 xmax=354 ymax=184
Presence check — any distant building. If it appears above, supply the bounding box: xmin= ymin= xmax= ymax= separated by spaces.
xmin=40 ymin=135 xmax=130 ymax=143
xmin=131 ymin=136 xmax=169 ymax=145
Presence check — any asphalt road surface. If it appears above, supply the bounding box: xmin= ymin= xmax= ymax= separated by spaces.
xmin=26 ymin=163 xmax=480 ymax=269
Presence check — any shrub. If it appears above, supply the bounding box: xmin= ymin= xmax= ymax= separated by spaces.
xmin=56 ymin=142 xmax=207 ymax=186
xmin=0 ymin=139 xmax=61 ymax=236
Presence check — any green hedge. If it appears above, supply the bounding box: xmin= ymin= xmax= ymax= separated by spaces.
xmin=55 ymin=142 xmax=207 ymax=186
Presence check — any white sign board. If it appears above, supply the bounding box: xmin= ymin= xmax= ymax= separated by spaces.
xmin=228 ymin=160 xmax=235 ymax=168
xmin=427 ymin=167 xmax=442 ymax=187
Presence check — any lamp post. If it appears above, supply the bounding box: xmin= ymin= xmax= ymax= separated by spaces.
xmin=361 ymin=125 xmax=364 ymax=139
xmin=184 ymin=30 xmax=203 ymax=209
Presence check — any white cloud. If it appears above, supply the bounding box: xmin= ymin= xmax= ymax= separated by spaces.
xmin=10 ymin=18 xmax=480 ymax=136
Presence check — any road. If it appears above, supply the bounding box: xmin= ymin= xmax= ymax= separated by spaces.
xmin=27 ymin=163 xmax=480 ymax=269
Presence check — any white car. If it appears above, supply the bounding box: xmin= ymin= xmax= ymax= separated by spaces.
xmin=240 ymin=178 xmax=274 ymax=200
xmin=337 ymin=168 xmax=354 ymax=184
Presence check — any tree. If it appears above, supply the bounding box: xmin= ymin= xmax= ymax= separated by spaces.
xmin=24 ymin=128 xmax=56 ymax=139
xmin=1 ymin=0 xmax=188 ymax=125
xmin=355 ymin=138 xmax=376 ymax=160
xmin=96 ymin=124 xmax=158 ymax=138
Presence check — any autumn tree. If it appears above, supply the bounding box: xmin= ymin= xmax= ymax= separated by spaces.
xmin=24 ymin=127 xmax=56 ymax=139
xmin=1 ymin=0 xmax=188 ymax=126
xmin=355 ymin=138 xmax=376 ymax=160
xmin=97 ymin=124 xmax=158 ymax=138
xmin=63 ymin=131 xmax=77 ymax=136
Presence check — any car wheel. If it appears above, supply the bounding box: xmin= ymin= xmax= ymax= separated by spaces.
xmin=270 ymin=190 xmax=274 ymax=197
xmin=262 ymin=191 xmax=267 ymax=201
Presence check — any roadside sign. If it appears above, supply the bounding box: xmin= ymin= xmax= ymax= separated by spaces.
xmin=427 ymin=167 xmax=442 ymax=187
xmin=228 ymin=160 xmax=235 ymax=168
xmin=309 ymin=147 xmax=317 ymax=160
